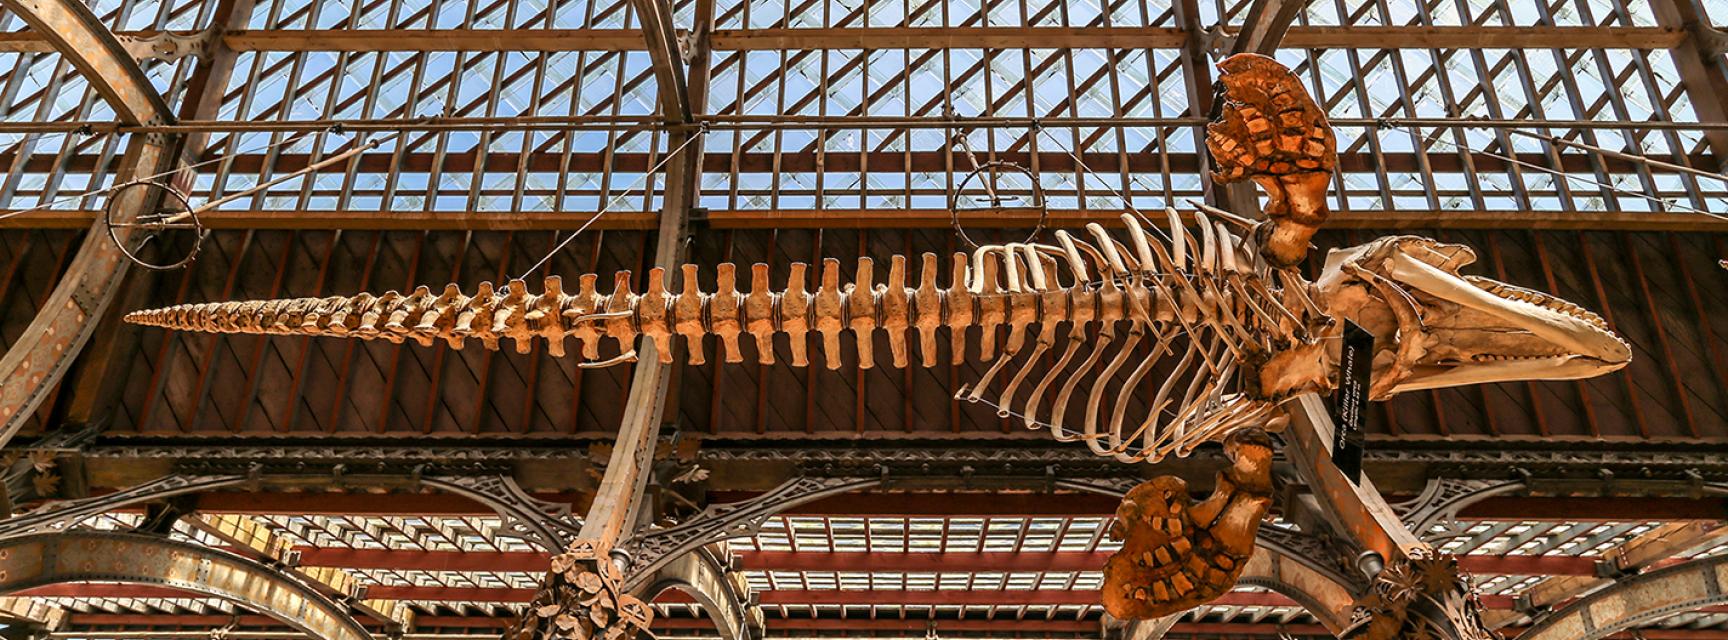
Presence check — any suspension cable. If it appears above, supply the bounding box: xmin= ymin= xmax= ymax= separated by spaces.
xmin=516 ymin=128 xmax=708 ymax=281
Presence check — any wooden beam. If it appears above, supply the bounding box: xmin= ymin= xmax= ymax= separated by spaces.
xmin=0 ymin=148 xmax=1714 ymax=176
xmin=0 ymin=26 xmax=1689 ymax=54
xmin=0 ymin=209 xmax=662 ymax=230
xmin=287 ymin=547 xmax=1605 ymax=576
xmin=1273 ymin=26 xmax=1687 ymax=50
xmin=708 ymin=26 xmax=1187 ymax=49
xmin=697 ymin=208 xmax=1728 ymax=232
xmin=631 ymin=0 xmax=691 ymax=122
xmin=8 ymin=208 xmax=1724 ymax=232
xmin=1607 ymin=521 xmax=1728 ymax=570
xmin=221 ymin=28 xmax=648 ymax=51
xmin=177 ymin=0 xmax=259 ymax=156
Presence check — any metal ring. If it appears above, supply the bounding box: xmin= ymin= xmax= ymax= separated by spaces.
xmin=950 ymin=160 xmax=1048 ymax=250
xmin=104 ymin=180 xmax=204 ymax=271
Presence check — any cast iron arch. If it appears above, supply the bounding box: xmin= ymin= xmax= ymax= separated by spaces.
xmin=0 ymin=531 xmax=372 ymax=640
xmin=640 ymin=545 xmax=759 ymax=640
xmin=1517 ymin=553 xmax=1728 ymax=640
xmin=0 ymin=0 xmax=182 ymax=448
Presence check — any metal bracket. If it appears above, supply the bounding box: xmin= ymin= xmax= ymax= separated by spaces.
xmin=1396 ymin=476 xmax=1529 ymax=539
xmin=619 ymin=475 xmax=883 ymax=588
xmin=675 ymin=28 xmax=698 ymax=65
xmin=1256 ymin=522 xmax=1365 ymax=593
xmin=420 ymin=474 xmax=583 ymax=553
xmin=1202 ymin=23 xmax=1232 ymax=57
xmin=116 ymin=29 xmax=210 ymax=63
xmin=1592 ymin=557 xmax=1627 ymax=580
xmin=0 ymin=473 xmax=248 ymax=541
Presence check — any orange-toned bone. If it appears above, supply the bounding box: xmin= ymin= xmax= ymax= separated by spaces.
xmin=1206 ymin=53 xmax=1336 ymax=268
xmin=1102 ymin=428 xmax=1274 ymax=620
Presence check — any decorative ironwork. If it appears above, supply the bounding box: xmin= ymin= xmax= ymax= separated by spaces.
xmin=421 ymin=474 xmax=582 ymax=553
xmin=0 ymin=469 xmax=581 ymax=556
xmin=1052 ymin=476 xmax=1147 ymax=497
xmin=1255 ymin=523 xmax=1363 ymax=593
xmin=1239 ymin=574 xmax=1344 ymax=628
xmin=114 ymin=29 xmax=210 ymax=63
xmin=1363 ymin=449 xmax=1728 ymax=477
xmin=702 ymin=446 xmax=1160 ymax=468
xmin=619 ymin=475 xmax=882 ymax=587
xmin=1340 ymin=549 xmax=1496 ymax=640
xmin=1396 ymin=477 xmax=1530 ymax=539
xmin=0 ymin=473 xmax=248 ymax=540
xmin=84 ymin=445 xmax=587 ymax=462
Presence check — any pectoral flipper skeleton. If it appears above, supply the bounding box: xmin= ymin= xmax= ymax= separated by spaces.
xmin=123 ymin=55 xmax=1632 ymax=633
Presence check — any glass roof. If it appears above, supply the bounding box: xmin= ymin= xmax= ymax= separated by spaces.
xmin=1 ymin=0 xmax=1723 ymax=219
xmin=35 ymin=510 xmax=1726 ymax=636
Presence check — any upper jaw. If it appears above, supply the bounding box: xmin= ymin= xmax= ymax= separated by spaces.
xmin=1379 ymin=249 xmax=1631 ymax=393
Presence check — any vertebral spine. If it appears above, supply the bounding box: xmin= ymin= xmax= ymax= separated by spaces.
xmin=127 ymin=210 xmax=1313 ymax=463
xmin=125 ymin=51 xmax=1342 ymax=466
xmin=127 ymin=211 xmax=1309 ymax=371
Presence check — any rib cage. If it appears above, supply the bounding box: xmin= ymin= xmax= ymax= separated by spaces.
xmin=126 ymin=210 xmax=1321 ymax=462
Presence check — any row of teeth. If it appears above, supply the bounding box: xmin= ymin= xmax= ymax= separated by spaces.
xmin=1472 ymin=354 xmax=1565 ymax=362
xmin=1469 ymin=278 xmax=1612 ymax=331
